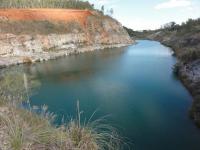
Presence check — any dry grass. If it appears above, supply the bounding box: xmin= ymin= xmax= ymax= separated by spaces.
xmin=0 ymin=20 xmax=83 ymax=35
xmin=0 ymin=67 xmax=129 ymax=150
xmin=0 ymin=101 xmax=127 ymax=150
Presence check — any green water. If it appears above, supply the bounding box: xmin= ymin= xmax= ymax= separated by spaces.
xmin=5 ymin=40 xmax=200 ymax=149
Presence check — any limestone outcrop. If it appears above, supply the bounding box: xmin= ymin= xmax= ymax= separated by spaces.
xmin=0 ymin=9 xmax=133 ymax=67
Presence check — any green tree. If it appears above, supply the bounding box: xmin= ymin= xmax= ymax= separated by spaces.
xmin=101 ymin=5 xmax=104 ymax=14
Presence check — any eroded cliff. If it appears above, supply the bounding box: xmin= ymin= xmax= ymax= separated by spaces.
xmin=0 ymin=9 xmax=133 ymax=67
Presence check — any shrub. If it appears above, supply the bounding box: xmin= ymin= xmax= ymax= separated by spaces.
xmin=172 ymin=63 xmax=181 ymax=76
xmin=179 ymin=48 xmax=200 ymax=62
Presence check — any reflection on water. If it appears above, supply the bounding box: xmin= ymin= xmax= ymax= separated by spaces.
xmin=0 ymin=66 xmax=41 ymax=103
xmin=21 ymin=47 xmax=126 ymax=83
xmin=1 ymin=40 xmax=200 ymax=150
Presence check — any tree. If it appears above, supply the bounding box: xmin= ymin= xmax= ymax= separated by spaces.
xmin=162 ymin=21 xmax=179 ymax=31
xmin=110 ymin=8 xmax=114 ymax=16
xmin=101 ymin=5 xmax=104 ymax=14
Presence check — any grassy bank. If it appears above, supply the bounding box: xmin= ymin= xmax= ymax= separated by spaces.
xmin=0 ymin=67 xmax=127 ymax=150
xmin=0 ymin=101 xmax=124 ymax=150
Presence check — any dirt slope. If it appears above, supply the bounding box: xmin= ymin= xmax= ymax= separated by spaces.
xmin=0 ymin=9 xmax=93 ymax=25
xmin=0 ymin=8 xmax=133 ymax=68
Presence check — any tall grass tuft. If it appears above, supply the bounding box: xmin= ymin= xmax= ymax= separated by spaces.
xmin=0 ymin=101 xmax=129 ymax=149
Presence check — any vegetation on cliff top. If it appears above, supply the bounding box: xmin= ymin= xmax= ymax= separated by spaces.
xmin=0 ymin=0 xmax=94 ymax=10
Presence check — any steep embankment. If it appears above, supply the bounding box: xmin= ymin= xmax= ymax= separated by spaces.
xmin=0 ymin=9 xmax=130 ymax=150
xmin=0 ymin=9 xmax=133 ymax=67
xmin=146 ymin=29 xmax=200 ymax=126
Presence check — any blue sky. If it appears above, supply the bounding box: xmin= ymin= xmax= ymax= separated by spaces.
xmin=86 ymin=0 xmax=200 ymax=30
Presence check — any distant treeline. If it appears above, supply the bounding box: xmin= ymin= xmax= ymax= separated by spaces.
xmin=124 ymin=18 xmax=200 ymax=38
xmin=161 ymin=18 xmax=200 ymax=62
xmin=0 ymin=0 xmax=94 ymax=9
xmin=124 ymin=18 xmax=200 ymax=63
xmin=123 ymin=26 xmax=154 ymax=39
xmin=159 ymin=18 xmax=200 ymax=34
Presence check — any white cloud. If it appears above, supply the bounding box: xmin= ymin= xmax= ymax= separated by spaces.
xmin=116 ymin=16 xmax=162 ymax=31
xmin=89 ymin=0 xmax=120 ymax=6
xmin=96 ymin=0 xmax=110 ymax=5
xmin=155 ymin=0 xmax=191 ymax=9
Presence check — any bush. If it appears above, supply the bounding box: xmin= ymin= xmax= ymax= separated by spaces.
xmin=172 ymin=63 xmax=181 ymax=76
xmin=179 ymin=49 xmax=200 ymax=62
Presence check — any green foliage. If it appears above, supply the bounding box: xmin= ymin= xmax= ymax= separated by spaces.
xmin=161 ymin=21 xmax=181 ymax=32
xmin=136 ymin=18 xmax=200 ymax=63
xmin=123 ymin=26 xmax=153 ymax=39
xmin=179 ymin=48 xmax=200 ymax=62
xmin=0 ymin=0 xmax=94 ymax=10
xmin=161 ymin=18 xmax=200 ymax=34
xmin=180 ymin=18 xmax=200 ymax=32
xmin=172 ymin=63 xmax=180 ymax=76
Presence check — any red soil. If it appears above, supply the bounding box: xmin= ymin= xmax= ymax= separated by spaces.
xmin=0 ymin=9 xmax=93 ymax=25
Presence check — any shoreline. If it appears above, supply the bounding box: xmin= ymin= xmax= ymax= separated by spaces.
xmin=0 ymin=43 xmax=133 ymax=69
xmin=157 ymin=41 xmax=200 ymax=126
xmin=178 ymin=60 xmax=200 ymax=126
xmin=131 ymin=37 xmax=200 ymax=126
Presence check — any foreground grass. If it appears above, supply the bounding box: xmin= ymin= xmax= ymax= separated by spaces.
xmin=0 ymin=66 xmax=129 ymax=149
xmin=0 ymin=101 xmax=126 ymax=150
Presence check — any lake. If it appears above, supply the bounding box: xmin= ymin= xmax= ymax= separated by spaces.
xmin=5 ymin=40 xmax=200 ymax=150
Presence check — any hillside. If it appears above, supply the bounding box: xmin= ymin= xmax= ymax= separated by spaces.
xmin=0 ymin=9 xmax=133 ymax=67
xmin=146 ymin=19 xmax=200 ymax=63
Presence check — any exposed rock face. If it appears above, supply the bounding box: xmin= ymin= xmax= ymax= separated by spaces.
xmin=0 ymin=9 xmax=133 ymax=67
xmin=179 ymin=60 xmax=200 ymax=126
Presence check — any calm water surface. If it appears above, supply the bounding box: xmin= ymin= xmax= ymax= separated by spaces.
xmin=11 ymin=40 xmax=200 ymax=149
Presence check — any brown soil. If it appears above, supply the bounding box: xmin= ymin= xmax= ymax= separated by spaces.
xmin=0 ymin=9 xmax=93 ymax=25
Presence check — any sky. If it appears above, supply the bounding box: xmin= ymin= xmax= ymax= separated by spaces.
xmin=85 ymin=0 xmax=200 ymax=30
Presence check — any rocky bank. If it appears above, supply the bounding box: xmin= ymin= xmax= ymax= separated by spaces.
xmin=146 ymin=30 xmax=200 ymax=126
xmin=0 ymin=9 xmax=133 ymax=68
